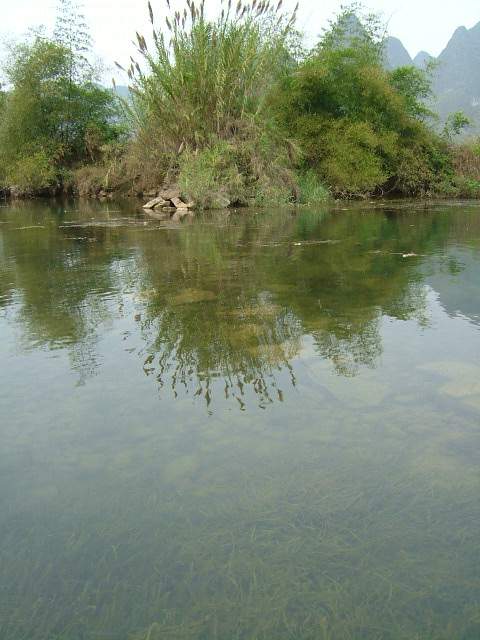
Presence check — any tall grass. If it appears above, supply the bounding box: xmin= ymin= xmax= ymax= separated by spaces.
xmin=121 ymin=0 xmax=298 ymax=152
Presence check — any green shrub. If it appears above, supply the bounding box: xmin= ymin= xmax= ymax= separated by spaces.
xmin=272 ymin=6 xmax=453 ymax=199
xmin=178 ymin=143 xmax=245 ymax=208
xmin=0 ymin=6 xmax=122 ymax=193
xmin=394 ymin=147 xmax=436 ymax=196
xmin=297 ymin=170 xmax=330 ymax=205
xmin=7 ymin=151 xmax=57 ymax=192
xmin=318 ymin=120 xmax=391 ymax=196
xmin=125 ymin=1 xmax=297 ymax=154
xmin=178 ymin=135 xmax=297 ymax=208
xmin=452 ymin=176 xmax=480 ymax=198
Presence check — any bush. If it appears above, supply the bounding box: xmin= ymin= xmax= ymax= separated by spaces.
xmin=318 ymin=120 xmax=391 ymax=196
xmin=452 ymin=143 xmax=480 ymax=180
xmin=452 ymin=176 xmax=480 ymax=198
xmin=125 ymin=1 xmax=296 ymax=153
xmin=178 ymin=133 xmax=297 ymax=208
xmin=178 ymin=143 xmax=245 ymax=208
xmin=7 ymin=151 xmax=57 ymax=193
xmin=272 ymin=6 xmax=454 ymax=199
xmin=296 ymin=170 xmax=330 ymax=204
xmin=0 ymin=14 xmax=121 ymax=193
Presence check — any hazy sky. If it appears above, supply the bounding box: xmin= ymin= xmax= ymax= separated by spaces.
xmin=2 ymin=0 xmax=479 ymax=81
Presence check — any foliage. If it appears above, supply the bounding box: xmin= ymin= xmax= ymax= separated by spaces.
xmin=452 ymin=176 xmax=480 ymax=198
xmin=0 ymin=0 xmax=478 ymax=201
xmin=272 ymin=5 xmax=456 ymax=197
xmin=0 ymin=2 xmax=121 ymax=193
xmin=178 ymin=129 xmax=297 ymax=208
xmin=443 ymin=111 xmax=472 ymax=141
xmin=389 ymin=65 xmax=433 ymax=119
xmin=452 ymin=140 xmax=480 ymax=178
xmin=124 ymin=0 xmax=297 ymax=152
xmin=296 ymin=170 xmax=329 ymax=204
xmin=109 ymin=0 xmax=300 ymax=204
xmin=6 ymin=151 xmax=58 ymax=192
xmin=54 ymin=0 xmax=93 ymax=80
xmin=178 ymin=142 xmax=244 ymax=208
xmin=319 ymin=2 xmax=386 ymax=64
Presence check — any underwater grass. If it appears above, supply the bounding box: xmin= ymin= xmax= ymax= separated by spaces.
xmin=1 ymin=203 xmax=480 ymax=640
xmin=2 ymin=433 xmax=479 ymax=640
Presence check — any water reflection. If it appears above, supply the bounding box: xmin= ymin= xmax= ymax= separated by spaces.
xmin=1 ymin=200 xmax=480 ymax=640
xmin=1 ymin=201 xmax=479 ymax=403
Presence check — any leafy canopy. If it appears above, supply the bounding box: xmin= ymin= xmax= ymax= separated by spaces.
xmin=0 ymin=1 xmax=120 ymax=190
xmin=273 ymin=4 xmax=451 ymax=196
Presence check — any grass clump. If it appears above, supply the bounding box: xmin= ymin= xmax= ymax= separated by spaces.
xmin=296 ymin=170 xmax=329 ymax=205
xmin=178 ymin=142 xmax=244 ymax=208
xmin=125 ymin=0 xmax=296 ymax=151
xmin=118 ymin=0 xmax=300 ymax=206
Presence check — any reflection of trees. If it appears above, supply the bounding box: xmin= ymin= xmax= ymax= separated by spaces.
xmin=256 ymin=210 xmax=438 ymax=376
xmin=134 ymin=221 xmax=305 ymax=408
xmin=0 ymin=234 xmax=16 ymax=311
xmin=139 ymin=296 xmax=301 ymax=410
xmin=1 ymin=201 xmax=469 ymax=403
xmin=0 ymin=201 xmax=131 ymax=382
xmin=134 ymin=208 xmax=446 ymax=399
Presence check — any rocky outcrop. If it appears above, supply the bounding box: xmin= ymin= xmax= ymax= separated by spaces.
xmin=142 ymin=186 xmax=196 ymax=217
xmin=142 ymin=196 xmax=169 ymax=209
xmin=142 ymin=186 xmax=197 ymax=221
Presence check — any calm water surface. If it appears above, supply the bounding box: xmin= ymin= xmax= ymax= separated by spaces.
xmin=0 ymin=200 xmax=479 ymax=639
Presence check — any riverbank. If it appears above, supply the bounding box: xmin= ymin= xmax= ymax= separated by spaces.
xmin=2 ymin=171 xmax=480 ymax=211
xmin=2 ymin=3 xmax=480 ymax=208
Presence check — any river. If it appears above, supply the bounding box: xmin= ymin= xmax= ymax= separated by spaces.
xmin=0 ymin=199 xmax=479 ymax=639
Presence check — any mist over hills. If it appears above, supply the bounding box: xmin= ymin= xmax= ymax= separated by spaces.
xmin=385 ymin=21 xmax=480 ymax=133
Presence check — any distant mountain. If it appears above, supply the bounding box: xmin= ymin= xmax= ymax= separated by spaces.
xmin=384 ymin=21 xmax=480 ymax=133
xmin=384 ymin=37 xmax=412 ymax=70
xmin=413 ymin=51 xmax=433 ymax=70
xmin=433 ymin=22 xmax=480 ymax=131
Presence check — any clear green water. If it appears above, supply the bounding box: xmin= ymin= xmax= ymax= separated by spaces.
xmin=0 ymin=200 xmax=479 ymax=640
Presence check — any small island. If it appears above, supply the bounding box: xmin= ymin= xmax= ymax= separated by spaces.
xmin=1 ymin=0 xmax=479 ymax=208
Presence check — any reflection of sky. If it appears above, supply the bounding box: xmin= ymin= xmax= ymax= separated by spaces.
xmin=426 ymin=248 xmax=480 ymax=326
xmin=294 ymin=286 xmax=480 ymax=412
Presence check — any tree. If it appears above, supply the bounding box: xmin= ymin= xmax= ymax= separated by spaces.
xmin=273 ymin=5 xmax=451 ymax=196
xmin=0 ymin=4 xmax=120 ymax=191
xmin=0 ymin=38 xmax=70 ymax=190
xmin=54 ymin=0 xmax=93 ymax=81
xmin=443 ymin=112 xmax=471 ymax=141
xmin=389 ymin=66 xmax=433 ymax=120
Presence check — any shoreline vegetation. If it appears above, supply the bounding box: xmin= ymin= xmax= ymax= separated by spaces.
xmin=1 ymin=1 xmax=480 ymax=209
